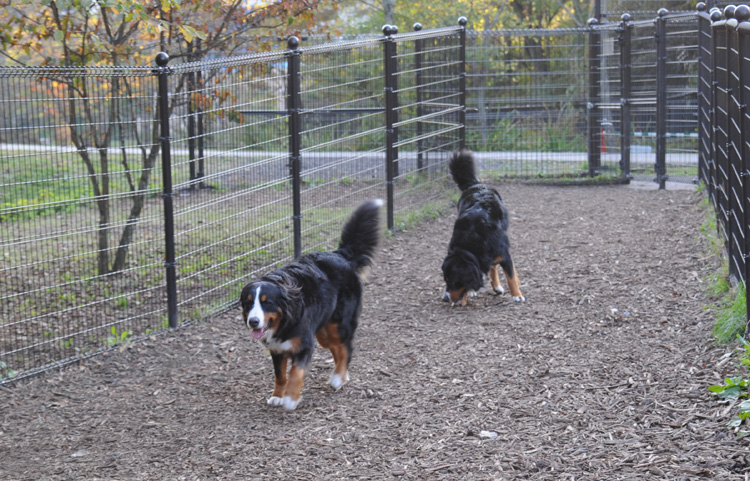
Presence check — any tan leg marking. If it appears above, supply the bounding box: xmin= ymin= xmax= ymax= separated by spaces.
xmin=489 ymin=264 xmax=502 ymax=292
xmin=318 ymin=324 xmax=350 ymax=386
xmin=505 ymin=266 xmax=524 ymax=299
xmin=285 ymin=364 xmax=305 ymax=402
xmin=459 ymin=290 xmax=469 ymax=307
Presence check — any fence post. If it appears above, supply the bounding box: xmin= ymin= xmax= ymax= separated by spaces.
xmin=384 ymin=24 xmax=398 ymax=230
xmin=735 ymin=5 xmax=750 ymax=331
xmin=587 ymin=18 xmax=602 ymax=177
xmin=155 ymin=52 xmax=179 ymax=329
xmin=458 ymin=16 xmax=468 ymax=150
xmin=619 ymin=13 xmax=633 ymax=180
xmin=287 ymin=36 xmax=303 ymax=259
xmin=414 ymin=23 xmax=424 ymax=172
xmin=654 ymin=9 xmax=668 ymax=189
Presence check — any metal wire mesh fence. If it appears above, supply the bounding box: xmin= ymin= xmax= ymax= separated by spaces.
xmin=0 ymin=66 xmax=167 ymax=380
xmin=466 ymin=28 xmax=592 ymax=178
xmin=1 ymin=10 xmax=710 ymax=383
xmin=0 ymin=26 xmax=464 ymax=383
xmin=698 ymin=3 xmax=750 ymax=316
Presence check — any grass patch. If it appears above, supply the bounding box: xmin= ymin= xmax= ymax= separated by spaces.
xmin=521 ymin=173 xmax=630 ymax=187
xmin=713 ymin=285 xmax=748 ymax=344
xmin=703 ymin=180 xmax=750 ymax=435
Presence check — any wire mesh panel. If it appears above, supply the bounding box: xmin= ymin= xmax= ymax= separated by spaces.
xmin=627 ymin=19 xmax=660 ymax=179
xmin=598 ymin=24 xmax=625 ymax=175
xmin=712 ymin=17 xmax=731 ymax=254
xmin=697 ymin=7 xmax=715 ymax=196
xmin=726 ymin=14 xmax=746 ymax=282
xmin=391 ymin=27 xmax=463 ymax=228
xmin=168 ymin=52 xmax=296 ymax=320
xmin=665 ymin=12 xmax=700 ymax=182
xmin=466 ymin=29 xmax=591 ymax=178
xmin=0 ymin=67 xmax=165 ymax=382
xmin=624 ymin=12 xmax=699 ymax=183
xmin=297 ymin=39 xmax=388 ymax=252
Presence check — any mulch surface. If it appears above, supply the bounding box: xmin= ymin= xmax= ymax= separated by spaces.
xmin=2 ymin=183 xmax=750 ymax=480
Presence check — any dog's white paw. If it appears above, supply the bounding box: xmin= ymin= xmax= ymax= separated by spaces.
xmin=282 ymin=396 xmax=301 ymax=410
xmin=512 ymin=296 xmax=525 ymax=302
xmin=267 ymin=396 xmax=284 ymax=407
xmin=442 ymin=291 xmax=450 ymax=302
xmin=468 ymin=290 xmax=479 ymax=298
xmin=330 ymin=372 xmax=350 ymax=390
xmin=493 ymin=285 xmax=505 ymax=295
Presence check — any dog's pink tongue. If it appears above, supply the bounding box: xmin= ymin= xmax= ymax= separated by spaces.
xmin=252 ymin=329 xmax=263 ymax=339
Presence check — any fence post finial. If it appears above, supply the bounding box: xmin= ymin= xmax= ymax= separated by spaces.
xmin=735 ymin=4 xmax=750 ymax=21
xmin=413 ymin=22 xmax=422 ymax=31
xmin=458 ymin=16 xmax=468 ymax=27
xmin=725 ymin=5 xmax=737 ymax=19
xmin=287 ymin=36 xmax=300 ymax=50
xmin=155 ymin=51 xmax=169 ymax=67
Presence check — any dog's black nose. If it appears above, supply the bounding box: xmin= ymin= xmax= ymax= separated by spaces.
xmin=247 ymin=316 xmax=261 ymax=329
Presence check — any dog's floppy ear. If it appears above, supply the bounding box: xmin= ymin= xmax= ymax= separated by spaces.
xmin=271 ymin=272 xmax=301 ymax=320
xmin=466 ymin=262 xmax=484 ymax=291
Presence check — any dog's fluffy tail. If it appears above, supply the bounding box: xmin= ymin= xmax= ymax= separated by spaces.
xmin=337 ymin=198 xmax=384 ymax=273
xmin=449 ymin=149 xmax=480 ymax=192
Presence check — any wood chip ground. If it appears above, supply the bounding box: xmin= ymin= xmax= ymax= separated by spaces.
xmin=2 ymin=183 xmax=749 ymax=480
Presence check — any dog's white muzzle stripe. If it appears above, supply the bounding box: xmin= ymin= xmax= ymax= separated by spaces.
xmin=247 ymin=286 xmax=264 ymax=328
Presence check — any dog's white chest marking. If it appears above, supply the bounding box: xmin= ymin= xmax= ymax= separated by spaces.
xmin=262 ymin=332 xmax=295 ymax=353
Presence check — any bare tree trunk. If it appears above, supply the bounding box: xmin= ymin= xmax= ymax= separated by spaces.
xmin=383 ymin=0 xmax=395 ymax=25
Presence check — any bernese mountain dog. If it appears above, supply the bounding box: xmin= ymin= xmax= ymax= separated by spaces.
xmin=442 ymin=150 xmax=525 ymax=307
xmin=239 ymin=199 xmax=383 ymax=410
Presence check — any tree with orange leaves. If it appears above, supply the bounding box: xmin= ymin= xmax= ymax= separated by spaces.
xmin=0 ymin=0 xmax=330 ymax=275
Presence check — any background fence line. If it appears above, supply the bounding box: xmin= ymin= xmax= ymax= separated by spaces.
xmin=0 ymin=8 xmax=722 ymax=383
xmin=698 ymin=4 xmax=750 ymax=322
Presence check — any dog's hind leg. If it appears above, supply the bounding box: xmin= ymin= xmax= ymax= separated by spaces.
xmin=268 ymin=354 xmax=288 ymax=407
xmin=317 ymin=323 xmax=350 ymax=390
xmin=489 ymin=263 xmax=505 ymax=295
xmin=500 ymin=256 xmax=525 ymax=302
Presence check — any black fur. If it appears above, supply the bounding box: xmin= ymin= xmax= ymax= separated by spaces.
xmin=442 ymin=150 xmax=523 ymax=305
xmin=239 ymin=199 xmax=383 ymax=409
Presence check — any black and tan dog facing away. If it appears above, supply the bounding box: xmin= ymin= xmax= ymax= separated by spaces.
xmin=240 ymin=199 xmax=383 ymax=410
xmin=442 ymin=150 xmax=524 ymax=307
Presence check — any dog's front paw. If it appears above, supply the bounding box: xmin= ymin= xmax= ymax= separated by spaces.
xmin=442 ymin=291 xmax=450 ymax=302
xmin=267 ymin=396 xmax=284 ymax=407
xmin=330 ymin=372 xmax=350 ymax=390
xmin=512 ymin=296 xmax=525 ymax=302
xmin=468 ymin=290 xmax=479 ymax=298
xmin=493 ymin=285 xmax=505 ymax=295
xmin=281 ymin=396 xmax=301 ymax=410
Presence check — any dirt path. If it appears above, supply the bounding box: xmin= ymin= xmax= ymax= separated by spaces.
xmin=2 ymin=183 xmax=748 ymax=480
